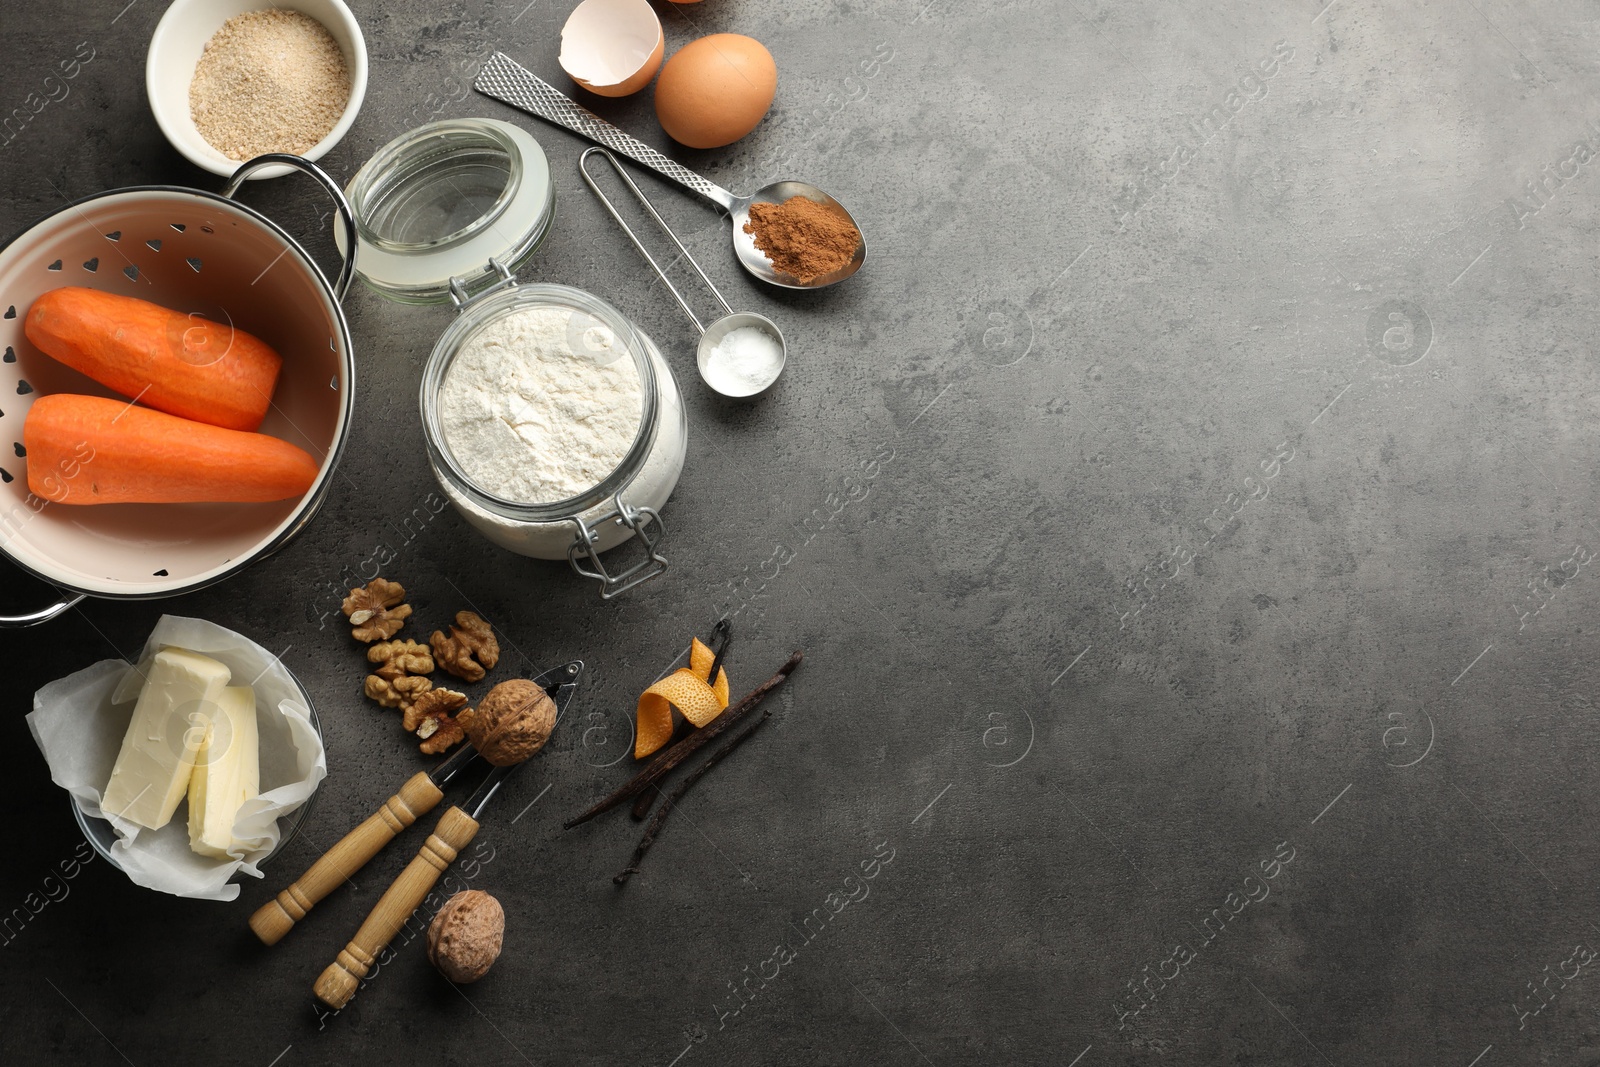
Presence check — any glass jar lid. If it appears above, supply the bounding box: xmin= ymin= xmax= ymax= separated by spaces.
xmin=337 ymin=118 xmax=554 ymax=304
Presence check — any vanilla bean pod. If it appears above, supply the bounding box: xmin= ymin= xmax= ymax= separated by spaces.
xmin=564 ymin=650 xmax=801 ymax=830
xmin=613 ymin=708 xmax=772 ymax=885
xmin=628 ymin=785 xmax=657 ymax=821
xmin=633 ymin=621 xmax=734 ymax=821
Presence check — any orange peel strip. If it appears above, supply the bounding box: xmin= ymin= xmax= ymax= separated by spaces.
xmin=635 ymin=637 xmax=731 ymax=759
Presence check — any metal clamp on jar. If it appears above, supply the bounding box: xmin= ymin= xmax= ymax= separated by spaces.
xmin=339 ymin=119 xmax=686 ymax=598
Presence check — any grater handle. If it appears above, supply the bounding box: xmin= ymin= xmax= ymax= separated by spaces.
xmin=474 ymin=52 xmax=737 ymax=213
xmin=222 ymin=154 xmax=359 ymax=303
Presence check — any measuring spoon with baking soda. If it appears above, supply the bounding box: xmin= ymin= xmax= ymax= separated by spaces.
xmin=475 ymin=52 xmax=865 ymax=290
xmin=581 ymin=148 xmax=786 ymax=399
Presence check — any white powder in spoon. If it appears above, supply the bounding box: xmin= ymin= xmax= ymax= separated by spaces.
xmin=439 ymin=305 xmax=643 ymax=504
xmin=702 ymin=325 xmax=783 ymax=396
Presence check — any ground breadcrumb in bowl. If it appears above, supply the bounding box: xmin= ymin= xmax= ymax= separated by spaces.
xmin=189 ymin=10 xmax=349 ymax=161
xmin=147 ymin=0 xmax=368 ymax=180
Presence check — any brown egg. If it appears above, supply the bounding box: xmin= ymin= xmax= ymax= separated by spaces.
xmin=654 ymin=34 xmax=777 ymax=149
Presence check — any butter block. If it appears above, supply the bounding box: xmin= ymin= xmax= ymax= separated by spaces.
xmin=187 ymin=686 xmax=260 ymax=859
xmin=101 ymin=648 xmax=232 ymax=830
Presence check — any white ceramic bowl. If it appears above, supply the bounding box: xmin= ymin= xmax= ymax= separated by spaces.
xmin=146 ymin=0 xmax=368 ymax=180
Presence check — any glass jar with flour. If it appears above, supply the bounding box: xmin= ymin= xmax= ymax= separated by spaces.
xmin=340 ymin=121 xmax=686 ymax=597
xmin=419 ymin=284 xmax=686 ymax=598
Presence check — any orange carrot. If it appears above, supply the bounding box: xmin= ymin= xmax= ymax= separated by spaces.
xmin=24 ymin=394 xmax=319 ymax=505
xmin=25 ymin=287 xmax=283 ymax=432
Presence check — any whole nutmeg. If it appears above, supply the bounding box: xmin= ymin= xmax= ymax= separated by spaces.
xmin=463 ymin=679 xmax=556 ymax=767
xmin=427 ymin=890 xmax=504 ymax=984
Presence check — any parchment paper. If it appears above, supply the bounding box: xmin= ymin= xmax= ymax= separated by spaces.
xmin=26 ymin=615 xmax=326 ymax=901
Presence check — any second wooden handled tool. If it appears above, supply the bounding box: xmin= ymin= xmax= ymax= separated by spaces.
xmin=248 ymin=745 xmax=476 ymax=946
xmin=314 ymin=761 xmax=506 ymax=1009
xmin=249 ymin=660 xmax=583 ymax=946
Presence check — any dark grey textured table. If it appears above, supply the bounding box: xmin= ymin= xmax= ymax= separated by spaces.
xmin=6 ymin=1 xmax=1600 ymax=1064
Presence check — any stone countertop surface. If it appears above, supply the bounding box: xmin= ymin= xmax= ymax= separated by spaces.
xmin=4 ymin=1 xmax=1599 ymax=1064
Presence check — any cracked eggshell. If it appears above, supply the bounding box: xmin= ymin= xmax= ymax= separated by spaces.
xmin=559 ymin=0 xmax=665 ymax=98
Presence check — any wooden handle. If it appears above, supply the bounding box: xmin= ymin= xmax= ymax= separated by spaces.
xmin=249 ymin=772 xmax=444 ymax=946
xmin=313 ymin=806 xmax=481 ymax=1009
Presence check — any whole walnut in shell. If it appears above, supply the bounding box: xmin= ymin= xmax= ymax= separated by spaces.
xmin=458 ymin=679 xmax=556 ymax=767
xmin=427 ymin=890 xmax=504 ymax=984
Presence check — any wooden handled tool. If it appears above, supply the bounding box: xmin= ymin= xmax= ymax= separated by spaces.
xmin=249 ymin=769 xmax=450 ymax=945
xmin=250 ymin=729 xmax=491 ymax=945
xmin=314 ymin=766 xmax=509 ymax=1009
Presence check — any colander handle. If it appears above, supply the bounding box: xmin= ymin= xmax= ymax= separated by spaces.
xmin=0 ymin=589 xmax=86 ymax=627
xmin=221 ymin=154 xmax=358 ymax=304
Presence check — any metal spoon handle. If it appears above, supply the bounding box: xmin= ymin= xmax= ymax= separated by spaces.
xmin=580 ymin=148 xmax=736 ymax=334
xmin=475 ymin=53 xmax=737 ymax=212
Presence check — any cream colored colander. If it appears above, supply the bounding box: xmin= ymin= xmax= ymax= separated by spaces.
xmin=0 ymin=156 xmax=356 ymax=624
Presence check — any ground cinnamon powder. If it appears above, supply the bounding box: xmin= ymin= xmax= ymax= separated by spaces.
xmin=743 ymin=197 xmax=861 ymax=283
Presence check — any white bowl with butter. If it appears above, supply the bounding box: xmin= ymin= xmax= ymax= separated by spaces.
xmin=27 ymin=616 xmax=327 ymax=898
xmin=73 ymin=654 xmax=322 ymax=878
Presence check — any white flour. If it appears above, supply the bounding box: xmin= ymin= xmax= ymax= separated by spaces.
xmin=439 ymin=305 xmax=643 ymax=503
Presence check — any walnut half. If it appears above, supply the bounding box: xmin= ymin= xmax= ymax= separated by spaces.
xmin=365 ymin=674 xmax=432 ymax=710
xmin=406 ymin=688 xmax=469 ymax=755
xmin=343 ymin=578 xmax=412 ymax=642
xmin=431 ymin=611 xmax=500 ymax=683
xmin=368 ymin=639 xmax=434 ymax=681
xmin=419 ymin=719 xmax=466 ymax=755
